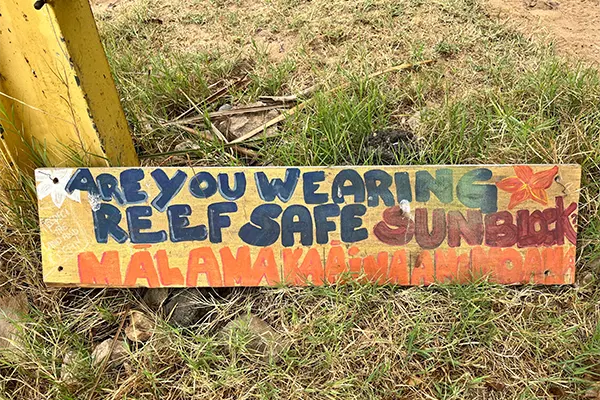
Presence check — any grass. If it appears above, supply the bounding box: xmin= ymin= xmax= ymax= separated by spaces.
xmin=1 ymin=0 xmax=600 ymax=398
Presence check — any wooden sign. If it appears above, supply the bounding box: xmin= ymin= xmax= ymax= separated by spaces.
xmin=36 ymin=165 xmax=581 ymax=287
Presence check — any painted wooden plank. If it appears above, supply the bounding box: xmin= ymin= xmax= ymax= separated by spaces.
xmin=36 ymin=165 xmax=581 ymax=287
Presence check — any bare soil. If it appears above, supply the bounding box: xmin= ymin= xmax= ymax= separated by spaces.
xmin=487 ymin=0 xmax=600 ymax=65
xmin=92 ymin=0 xmax=600 ymax=70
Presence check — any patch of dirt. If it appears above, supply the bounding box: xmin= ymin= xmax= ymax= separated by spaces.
xmin=364 ymin=129 xmax=416 ymax=164
xmin=91 ymin=0 xmax=298 ymax=63
xmin=487 ymin=0 xmax=600 ymax=65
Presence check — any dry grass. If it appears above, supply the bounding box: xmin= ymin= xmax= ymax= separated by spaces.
xmin=1 ymin=0 xmax=600 ymax=398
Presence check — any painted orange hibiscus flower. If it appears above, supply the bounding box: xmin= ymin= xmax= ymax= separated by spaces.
xmin=496 ymin=165 xmax=559 ymax=209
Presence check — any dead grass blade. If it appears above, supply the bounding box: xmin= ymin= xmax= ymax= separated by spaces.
xmin=367 ymin=60 xmax=436 ymax=78
xmin=205 ymin=76 xmax=249 ymax=105
xmin=209 ymin=122 xmax=228 ymax=143
xmin=0 ymin=90 xmax=77 ymax=126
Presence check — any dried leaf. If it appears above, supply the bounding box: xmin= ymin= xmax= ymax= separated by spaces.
xmin=485 ymin=380 xmax=506 ymax=391
xmin=407 ymin=376 xmax=423 ymax=386
xmin=584 ymin=385 xmax=600 ymax=399
xmin=549 ymin=384 xmax=567 ymax=398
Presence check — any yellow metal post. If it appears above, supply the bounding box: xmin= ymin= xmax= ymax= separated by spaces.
xmin=0 ymin=0 xmax=138 ymax=170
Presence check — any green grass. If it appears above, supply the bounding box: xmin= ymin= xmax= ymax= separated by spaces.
xmin=1 ymin=0 xmax=600 ymax=398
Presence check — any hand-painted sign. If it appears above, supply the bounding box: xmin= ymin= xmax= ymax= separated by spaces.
xmin=36 ymin=165 xmax=581 ymax=287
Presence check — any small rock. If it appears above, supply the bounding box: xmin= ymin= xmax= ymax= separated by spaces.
xmin=174 ymin=140 xmax=201 ymax=152
xmin=548 ymin=384 xmax=566 ymax=397
xmin=524 ymin=0 xmax=559 ymax=9
xmin=164 ymin=289 xmax=212 ymax=327
xmin=142 ymin=288 xmax=169 ymax=311
xmin=221 ymin=314 xmax=284 ymax=360
xmin=218 ymin=103 xmax=233 ymax=111
xmin=584 ymin=384 xmax=600 ymax=398
xmin=60 ymin=350 xmax=78 ymax=387
xmin=228 ymin=116 xmax=250 ymax=133
xmin=579 ymin=272 xmax=595 ymax=288
xmin=125 ymin=311 xmax=154 ymax=342
xmin=0 ymin=292 xmax=29 ymax=351
xmin=407 ymin=111 xmax=421 ymax=132
xmin=91 ymin=339 xmax=128 ymax=368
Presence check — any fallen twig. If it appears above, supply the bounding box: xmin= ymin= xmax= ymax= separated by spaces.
xmin=164 ymin=103 xmax=288 ymax=126
xmin=209 ymin=104 xmax=287 ymax=118
xmin=172 ymin=76 xmax=249 ymax=122
xmin=179 ymin=89 xmax=228 ymax=143
xmin=229 ymin=103 xmax=306 ymax=144
xmin=173 ymin=124 xmax=258 ymax=158
xmin=87 ymin=309 xmax=128 ymax=400
xmin=207 ymin=79 xmax=224 ymax=90
xmin=230 ymin=59 xmax=435 ymax=144
xmin=259 ymin=83 xmax=321 ymax=103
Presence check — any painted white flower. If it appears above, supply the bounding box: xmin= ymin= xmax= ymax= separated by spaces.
xmin=35 ymin=169 xmax=81 ymax=208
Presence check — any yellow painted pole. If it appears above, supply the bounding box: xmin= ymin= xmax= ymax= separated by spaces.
xmin=0 ymin=0 xmax=138 ymax=170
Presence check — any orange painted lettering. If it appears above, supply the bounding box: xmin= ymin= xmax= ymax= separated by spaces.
xmin=124 ymin=250 xmax=160 ymax=287
xmin=362 ymin=252 xmax=388 ymax=284
xmin=388 ymin=250 xmax=409 ymax=285
xmin=411 ymin=251 xmax=434 ymax=285
xmin=434 ymin=248 xmax=471 ymax=283
xmin=472 ymin=246 xmax=498 ymax=281
xmin=524 ymin=247 xmax=543 ymax=284
xmin=296 ymin=248 xmax=324 ymax=285
xmin=155 ymin=249 xmax=184 ymax=286
xmin=249 ymin=247 xmax=280 ymax=285
xmin=187 ymin=247 xmax=222 ymax=286
xmin=539 ymin=246 xmax=568 ymax=284
xmin=78 ymin=251 xmax=122 ymax=286
xmin=221 ymin=246 xmax=252 ymax=285
xmin=492 ymin=248 xmax=524 ymax=284
xmin=283 ymin=248 xmax=306 ymax=285
xmin=325 ymin=246 xmax=348 ymax=283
